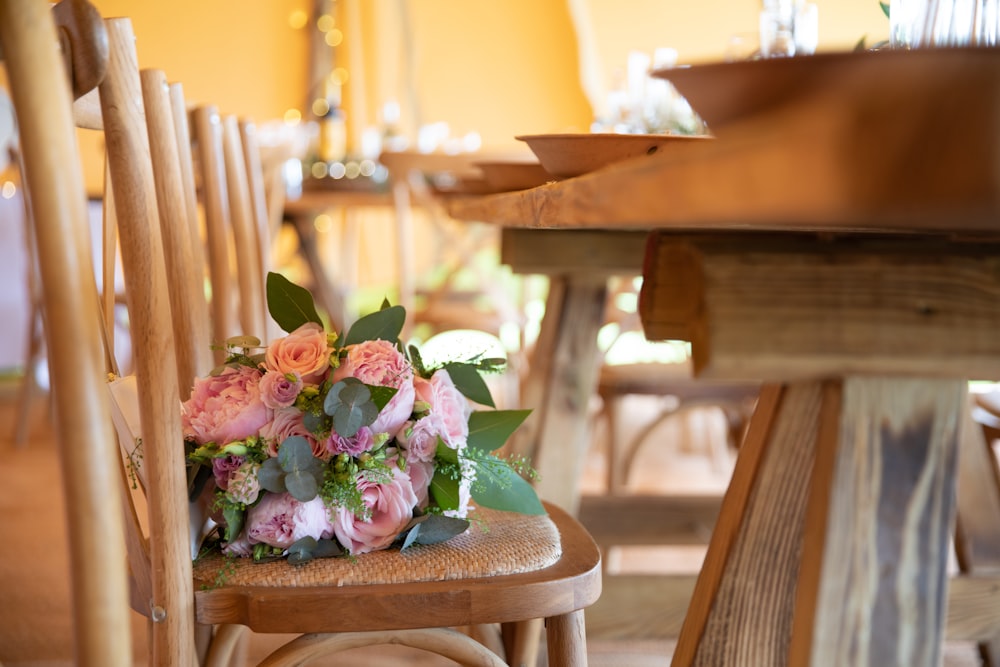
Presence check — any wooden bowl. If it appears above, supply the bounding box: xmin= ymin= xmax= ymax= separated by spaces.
xmin=515 ymin=133 xmax=711 ymax=179
xmin=474 ymin=160 xmax=553 ymax=192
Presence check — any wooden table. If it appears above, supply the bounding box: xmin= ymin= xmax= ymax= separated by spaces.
xmin=448 ymin=47 xmax=1000 ymax=667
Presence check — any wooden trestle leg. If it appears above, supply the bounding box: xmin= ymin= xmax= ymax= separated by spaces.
xmin=672 ymin=378 xmax=964 ymax=667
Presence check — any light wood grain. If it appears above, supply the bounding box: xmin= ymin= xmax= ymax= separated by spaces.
xmin=448 ymin=50 xmax=1000 ymax=236
xmin=796 ymin=378 xmax=963 ymax=667
xmin=98 ymin=17 xmax=197 ymax=665
xmin=0 ymin=2 xmax=132 ymax=665
xmin=639 ymin=234 xmax=1000 ymax=381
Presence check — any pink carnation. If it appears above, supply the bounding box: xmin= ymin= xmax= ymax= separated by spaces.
xmin=331 ymin=459 xmax=418 ymax=554
xmin=259 ymin=370 xmax=303 ymax=409
xmin=265 ymin=322 xmax=330 ymax=385
xmin=182 ymin=365 xmax=271 ymax=445
xmin=332 ymin=339 xmax=415 ymax=436
xmin=326 ymin=425 xmax=375 ymax=457
xmin=245 ymin=493 xmax=335 ymax=550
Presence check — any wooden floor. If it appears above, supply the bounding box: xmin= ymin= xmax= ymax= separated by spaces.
xmin=0 ymin=379 xmax=983 ymax=666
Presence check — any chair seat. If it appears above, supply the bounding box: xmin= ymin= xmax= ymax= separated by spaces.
xmin=193 ymin=501 xmax=602 ymax=634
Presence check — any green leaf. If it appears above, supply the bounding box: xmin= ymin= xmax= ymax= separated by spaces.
xmin=222 ymin=505 xmax=245 ymax=543
xmin=258 ymin=458 xmax=287 ymax=493
xmin=266 ymin=272 xmax=323 ymax=333
xmin=400 ymin=514 xmax=469 ymax=549
xmin=430 ymin=467 xmax=461 ymax=512
xmin=325 ymin=379 xmax=378 ymax=437
xmin=443 ymin=362 xmax=494 ymax=408
xmin=368 ymin=384 xmax=398 ymax=412
xmin=466 ymin=410 xmax=531 ymax=454
xmin=285 ymin=470 xmax=319 ymax=502
xmin=471 ymin=455 xmax=545 ymax=515
xmin=435 ymin=439 xmax=458 ymax=465
xmin=343 ymin=304 xmax=405 ymax=346
xmin=278 ymin=436 xmax=318 ymax=472
xmin=879 ymin=1 xmax=890 ymax=18
xmin=287 ymin=536 xmax=317 ymax=565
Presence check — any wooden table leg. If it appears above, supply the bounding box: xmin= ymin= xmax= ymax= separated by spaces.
xmin=674 ymin=377 xmax=964 ymax=667
xmin=513 ymin=274 xmax=607 ymax=515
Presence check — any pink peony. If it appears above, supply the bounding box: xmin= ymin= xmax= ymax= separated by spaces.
xmin=259 ymin=407 xmax=326 ymax=459
xmin=245 ymin=493 xmax=335 ymax=550
xmin=332 ymin=340 xmax=415 ymax=436
xmin=182 ymin=364 xmax=271 ymax=445
xmin=331 ymin=459 xmax=418 ymax=554
xmin=265 ymin=322 xmax=330 ymax=385
xmin=259 ymin=370 xmax=303 ymax=409
xmin=414 ymin=370 xmax=470 ymax=450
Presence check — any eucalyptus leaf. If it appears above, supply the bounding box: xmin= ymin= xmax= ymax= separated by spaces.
xmin=278 ymin=437 xmax=318 ymax=470
xmin=313 ymin=538 xmax=344 ymax=558
xmin=400 ymin=522 xmax=423 ymax=550
xmin=285 ymin=470 xmax=320 ymax=502
xmin=466 ymin=410 xmax=531 ymax=454
xmin=471 ymin=455 xmax=545 ymax=515
xmin=266 ymin=272 xmax=323 ymax=333
xmin=325 ymin=379 xmax=378 ymax=437
xmin=257 ymin=458 xmax=287 ymax=493
xmin=430 ymin=467 xmax=461 ymax=512
xmin=443 ymin=362 xmax=494 ymax=408
xmin=302 ymin=410 xmax=331 ymax=435
xmin=343 ymin=304 xmax=406 ymax=346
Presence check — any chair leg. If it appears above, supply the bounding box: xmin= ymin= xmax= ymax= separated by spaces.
xmin=501 ymin=618 xmax=543 ymax=667
xmin=544 ymin=610 xmax=588 ymax=667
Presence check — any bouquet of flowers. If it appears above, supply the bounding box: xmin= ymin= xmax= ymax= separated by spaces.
xmin=182 ymin=272 xmax=541 ymax=564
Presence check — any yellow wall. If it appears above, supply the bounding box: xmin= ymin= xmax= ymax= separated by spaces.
xmin=64 ymin=0 xmax=890 ymax=189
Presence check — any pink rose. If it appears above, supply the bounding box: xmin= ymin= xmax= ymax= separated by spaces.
xmin=182 ymin=365 xmax=271 ymax=445
xmin=396 ymin=418 xmax=440 ymax=462
xmin=326 ymin=425 xmax=375 ymax=457
xmin=415 ymin=370 xmax=470 ymax=450
xmin=406 ymin=458 xmax=434 ymax=510
xmin=259 ymin=370 xmax=303 ymax=409
xmin=259 ymin=407 xmax=326 ymax=459
xmin=265 ymin=322 xmax=330 ymax=385
xmin=245 ymin=493 xmax=335 ymax=550
xmin=331 ymin=459 xmax=418 ymax=554
xmin=332 ymin=340 xmax=415 ymax=436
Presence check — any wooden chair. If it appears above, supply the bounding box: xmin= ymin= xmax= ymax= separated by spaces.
xmin=11 ymin=4 xmax=602 ymax=665
xmin=0 ymin=2 xmax=132 ymax=666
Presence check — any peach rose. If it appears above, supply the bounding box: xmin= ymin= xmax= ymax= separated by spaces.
xmin=265 ymin=322 xmax=330 ymax=385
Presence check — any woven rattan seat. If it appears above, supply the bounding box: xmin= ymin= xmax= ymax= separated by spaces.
xmin=193 ymin=507 xmax=561 ymax=588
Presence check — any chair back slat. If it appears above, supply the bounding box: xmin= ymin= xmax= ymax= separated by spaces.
xmin=140 ymin=68 xmax=212 ymax=393
xmin=169 ymin=82 xmax=211 ymax=350
xmin=222 ymin=114 xmax=267 ymax=339
xmin=192 ymin=105 xmax=235 ymax=361
xmin=0 ymin=2 xmax=132 ymax=665
xmin=98 ymin=17 xmax=197 ymax=665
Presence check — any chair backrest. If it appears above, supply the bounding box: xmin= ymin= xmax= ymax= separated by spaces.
xmin=95 ymin=16 xmax=197 ymax=665
xmin=0 ymin=1 xmax=133 ymax=665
